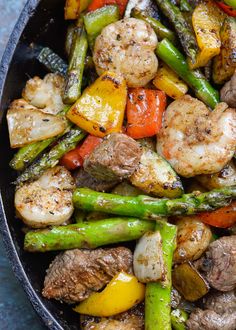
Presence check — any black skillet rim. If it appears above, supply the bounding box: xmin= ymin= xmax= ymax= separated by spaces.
xmin=0 ymin=0 xmax=63 ymax=329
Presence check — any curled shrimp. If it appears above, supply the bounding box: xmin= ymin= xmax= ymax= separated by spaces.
xmin=22 ymin=73 xmax=65 ymax=115
xmin=157 ymin=95 xmax=236 ymax=177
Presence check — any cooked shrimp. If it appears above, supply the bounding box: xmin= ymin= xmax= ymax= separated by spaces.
xmin=22 ymin=73 xmax=65 ymax=115
xmin=157 ymin=95 xmax=236 ymax=177
xmin=15 ymin=166 xmax=75 ymax=228
xmin=93 ymin=18 xmax=158 ymax=87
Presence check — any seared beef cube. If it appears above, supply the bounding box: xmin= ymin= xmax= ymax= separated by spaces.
xmin=42 ymin=247 xmax=133 ymax=304
xmin=187 ymin=308 xmax=236 ymax=330
xmin=84 ymin=133 xmax=142 ymax=182
xmin=203 ymin=290 xmax=236 ymax=315
xmin=198 ymin=236 xmax=236 ymax=292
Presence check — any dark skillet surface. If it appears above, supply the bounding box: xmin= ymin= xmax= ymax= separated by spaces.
xmin=0 ymin=0 xmax=82 ymax=329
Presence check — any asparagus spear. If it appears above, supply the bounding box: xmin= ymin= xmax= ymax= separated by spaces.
xmin=24 ymin=218 xmax=155 ymax=252
xmin=154 ymin=0 xmax=198 ymax=62
xmin=15 ymin=128 xmax=86 ymax=185
xmin=131 ymin=8 xmax=177 ymax=44
xmin=171 ymin=309 xmax=188 ymax=330
xmin=179 ymin=0 xmax=192 ymax=12
xmin=10 ymin=106 xmax=71 ymax=171
xmin=63 ymin=26 xmax=88 ymax=104
xmin=156 ymin=38 xmax=219 ymax=109
xmin=145 ymin=221 xmax=177 ymax=330
xmin=73 ymin=187 xmax=236 ymax=220
xmin=84 ymin=5 xmax=120 ymax=49
xmin=65 ymin=24 xmax=76 ymax=58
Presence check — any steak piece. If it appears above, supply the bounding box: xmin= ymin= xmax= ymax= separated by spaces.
xmin=74 ymin=168 xmax=118 ymax=192
xmin=42 ymin=247 xmax=133 ymax=304
xmin=84 ymin=133 xmax=142 ymax=182
xmin=203 ymin=290 xmax=236 ymax=315
xmin=220 ymin=71 xmax=236 ymax=108
xmin=187 ymin=308 xmax=236 ymax=330
xmin=198 ymin=236 xmax=236 ymax=291
xmin=80 ymin=303 xmax=144 ymax=330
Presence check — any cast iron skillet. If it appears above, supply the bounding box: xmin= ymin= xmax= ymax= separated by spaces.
xmin=0 ymin=0 xmax=82 ymax=328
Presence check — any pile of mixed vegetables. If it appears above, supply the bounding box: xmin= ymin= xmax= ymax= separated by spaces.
xmin=6 ymin=0 xmax=236 ymax=328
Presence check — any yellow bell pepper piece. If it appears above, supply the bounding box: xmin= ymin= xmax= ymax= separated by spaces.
xmin=74 ymin=272 xmax=145 ymax=317
xmin=80 ymin=0 xmax=91 ymax=12
xmin=67 ymin=72 xmax=127 ymax=137
xmin=65 ymin=0 xmax=80 ymax=20
xmin=190 ymin=1 xmax=225 ymax=69
xmin=153 ymin=64 xmax=188 ymax=99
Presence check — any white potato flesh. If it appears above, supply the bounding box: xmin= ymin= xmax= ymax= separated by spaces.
xmin=133 ymin=231 xmax=164 ymax=283
xmin=15 ymin=166 xmax=75 ymax=228
xmin=22 ymin=73 xmax=65 ymax=115
xmin=174 ymin=216 xmax=212 ymax=263
xmin=93 ymin=18 xmax=158 ymax=87
xmin=7 ymin=99 xmax=66 ymax=148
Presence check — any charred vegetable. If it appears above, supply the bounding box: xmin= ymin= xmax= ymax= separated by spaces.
xmin=72 ymin=186 xmax=236 ymax=219
xmin=74 ymin=272 xmax=145 ymax=316
xmin=199 ymin=201 xmax=236 ymax=228
xmin=130 ymin=148 xmax=184 ymax=198
xmin=64 ymin=0 xmax=80 ymax=20
xmin=154 ymin=0 xmax=198 ymax=63
xmin=153 ymin=63 xmax=188 ymax=99
xmin=7 ymin=100 xmax=66 ymax=148
xmin=190 ymin=1 xmax=223 ymax=69
xmin=156 ymin=39 xmax=220 ymax=109
xmin=84 ymin=5 xmax=120 ymax=48
xmin=145 ymin=221 xmax=177 ymax=330
xmin=133 ymin=230 xmax=164 ymax=283
xmin=172 ymin=262 xmax=210 ymax=302
xmin=24 ymin=218 xmax=155 ymax=252
xmin=16 ymin=128 xmax=86 ymax=185
xmin=171 ymin=309 xmax=188 ymax=330
xmin=10 ymin=105 xmax=71 ymax=171
xmin=37 ymin=47 xmax=68 ymax=76
xmin=213 ymin=17 xmax=236 ymax=84
xmin=66 ymin=72 xmax=127 ymax=137
xmin=63 ymin=26 xmax=88 ymax=104
xmin=126 ymin=89 xmax=166 ymax=139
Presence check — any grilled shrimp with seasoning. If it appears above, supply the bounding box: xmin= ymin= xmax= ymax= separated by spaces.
xmin=15 ymin=166 xmax=75 ymax=228
xmin=157 ymin=95 xmax=236 ymax=178
xmin=22 ymin=73 xmax=65 ymax=115
xmin=93 ymin=18 xmax=158 ymax=87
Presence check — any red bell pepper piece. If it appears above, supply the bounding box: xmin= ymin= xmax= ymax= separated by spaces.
xmin=126 ymin=89 xmax=166 ymax=139
xmin=87 ymin=0 xmax=128 ymax=15
xmin=60 ymin=135 xmax=102 ymax=170
xmin=77 ymin=135 xmax=102 ymax=161
xmin=215 ymin=1 xmax=236 ymax=16
xmin=198 ymin=201 xmax=236 ymax=228
xmin=60 ymin=148 xmax=83 ymax=170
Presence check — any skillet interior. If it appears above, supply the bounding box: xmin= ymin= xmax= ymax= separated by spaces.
xmin=0 ymin=0 xmax=82 ymax=328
